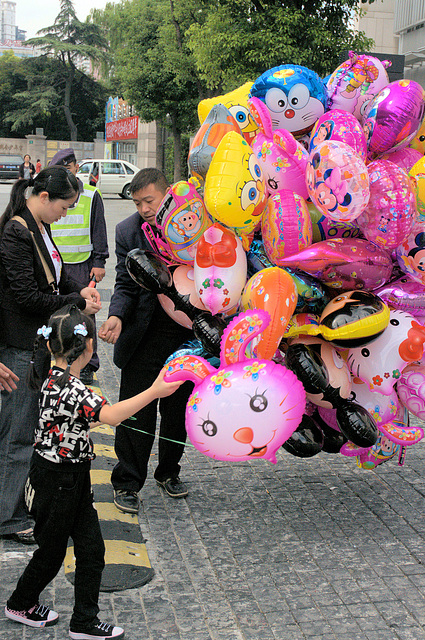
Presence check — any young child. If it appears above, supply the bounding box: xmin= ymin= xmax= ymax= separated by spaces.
xmin=5 ymin=304 xmax=183 ymax=640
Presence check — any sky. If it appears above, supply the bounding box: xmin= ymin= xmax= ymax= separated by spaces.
xmin=16 ymin=0 xmax=111 ymax=39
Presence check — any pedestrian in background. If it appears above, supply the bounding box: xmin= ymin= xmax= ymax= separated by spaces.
xmin=50 ymin=149 xmax=108 ymax=386
xmin=18 ymin=154 xmax=35 ymax=180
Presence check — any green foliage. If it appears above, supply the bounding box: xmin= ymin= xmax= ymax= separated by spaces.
xmin=0 ymin=53 xmax=109 ymax=140
xmin=187 ymin=0 xmax=375 ymax=90
xmin=17 ymin=0 xmax=110 ymax=140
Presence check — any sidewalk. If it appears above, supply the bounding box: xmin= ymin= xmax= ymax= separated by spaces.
xmin=2 ymin=199 xmax=425 ymax=638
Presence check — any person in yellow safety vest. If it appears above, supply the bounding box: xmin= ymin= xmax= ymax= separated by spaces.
xmin=50 ymin=149 xmax=109 ymax=385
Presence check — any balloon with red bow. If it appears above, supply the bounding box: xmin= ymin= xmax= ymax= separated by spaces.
xmin=194 ymin=223 xmax=247 ymax=315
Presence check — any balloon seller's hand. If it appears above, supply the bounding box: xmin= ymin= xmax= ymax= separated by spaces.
xmin=0 ymin=362 xmax=19 ymax=392
xmin=90 ymin=267 xmax=106 ymax=283
xmin=151 ymin=368 xmax=184 ymax=398
xmin=99 ymin=316 xmax=122 ymax=344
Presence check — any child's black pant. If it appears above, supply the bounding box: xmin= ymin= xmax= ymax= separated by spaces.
xmin=7 ymin=455 xmax=105 ymax=632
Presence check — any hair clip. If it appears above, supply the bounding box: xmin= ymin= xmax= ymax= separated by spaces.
xmin=74 ymin=323 xmax=88 ymax=337
xmin=37 ymin=325 xmax=52 ymax=339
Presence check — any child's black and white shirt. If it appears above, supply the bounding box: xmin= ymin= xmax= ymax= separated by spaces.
xmin=34 ymin=366 xmax=107 ymax=464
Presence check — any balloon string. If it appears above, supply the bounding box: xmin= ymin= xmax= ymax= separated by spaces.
xmin=97 ymin=389 xmax=195 ymax=447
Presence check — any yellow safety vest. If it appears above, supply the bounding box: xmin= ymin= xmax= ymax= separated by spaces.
xmin=51 ymin=185 xmax=97 ymax=264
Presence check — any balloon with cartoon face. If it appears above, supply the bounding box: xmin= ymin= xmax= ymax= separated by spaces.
xmin=203 ymin=131 xmax=268 ymax=241
xmin=155 ymin=181 xmax=211 ymax=264
xmin=306 ymin=140 xmax=370 ymax=223
xmin=356 ymin=160 xmax=417 ymax=251
xmin=326 ymin=52 xmax=391 ymax=121
xmin=250 ymin=64 xmax=328 ymax=138
xmin=409 ymin=155 xmax=425 ymax=218
xmin=284 ymin=291 xmax=390 ymax=348
xmin=309 ymin=109 xmax=368 ymax=160
xmin=164 ymin=310 xmax=306 ymax=463
xmin=396 ymin=220 xmax=425 ymax=285
xmin=248 ymin=96 xmax=310 ymax=198
xmin=350 ymin=378 xmax=399 ymax=427
xmin=194 ymin=223 xmax=247 ymax=316
xmin=347 ymin=310 xmax=425 ymax=395
xmin=198 ymin=81 xmax=258 ymax=146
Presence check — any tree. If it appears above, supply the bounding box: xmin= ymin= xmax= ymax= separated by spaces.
xmin=91 ymin=0 xmax=210 ymax=181
xmin=3 ymin=54 xmax=109 ymax=140
xmin=186 ymin=0 xmax=375 ymax=90
xmin=24 ymin=0 xmax=109 ymax=140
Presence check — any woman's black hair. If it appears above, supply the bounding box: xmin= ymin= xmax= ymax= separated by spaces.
xmin=0 ymin=166 xmax=79 ymax=236
xmin=28 ymin=304 xmax=95 ymax=390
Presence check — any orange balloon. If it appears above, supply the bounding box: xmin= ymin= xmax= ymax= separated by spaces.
xmin=241 ymin=267 xmax=298 ymax=359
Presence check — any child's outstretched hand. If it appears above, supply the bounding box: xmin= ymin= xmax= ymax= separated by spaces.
xmin=151 ymin=368 xmax=184 ymax=398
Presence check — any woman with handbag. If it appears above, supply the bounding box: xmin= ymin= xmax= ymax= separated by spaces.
xmin=0 ymin=167 xmax=101 ymax=544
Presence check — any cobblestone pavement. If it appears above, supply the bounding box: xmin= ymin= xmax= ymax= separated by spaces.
xmin=2 ymin=198 xmax=425 ymax=639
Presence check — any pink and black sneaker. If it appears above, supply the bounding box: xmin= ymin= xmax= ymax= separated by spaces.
xmin=5 ymin=602 xmax=59 ymax=627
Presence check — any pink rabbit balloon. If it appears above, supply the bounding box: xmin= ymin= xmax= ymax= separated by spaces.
xmin=309 ymin=109 xmax=367 ymax=160
xmin=356 ymin=160 xmax=417 ymax=250
xmin=164 ymin=310 xmax=306 ymax=464
xmin=249 ymin=95 xmax=309 ymax=199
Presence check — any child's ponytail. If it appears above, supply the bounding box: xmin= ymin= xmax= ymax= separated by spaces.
xmin=30 ymin=304 xmax=95 ymax=389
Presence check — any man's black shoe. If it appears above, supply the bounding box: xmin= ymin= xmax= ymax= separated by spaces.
xmin=113 ymin=490 xmax=139 ymax=514
xmin=156 ymin=477 xmax=188 ymax=498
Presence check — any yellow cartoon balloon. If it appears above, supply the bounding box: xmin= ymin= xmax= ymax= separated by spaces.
xmin=198 ymin=82 xmax=258 ymax=145
xmin=410 ymin=115 xmax=425 ymax=155
xmin=204 ymin=131 xmax=268 ymax=240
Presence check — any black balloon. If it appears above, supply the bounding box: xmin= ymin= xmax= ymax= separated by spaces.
xmin=311 ymin=410 xmax=346 ymax=453
xmin=193 ymin=312 xmax=227 ymax=358
xmin=285 ymin=342 xmax=378 ymax=448
xmin=282 ymin=413 xmax=324 ymax=458
xmin=126 ymin=248 xmax=172 ymax=293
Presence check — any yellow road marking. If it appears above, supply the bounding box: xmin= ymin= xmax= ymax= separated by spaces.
xmin=90 ymin=469 xmax=112 ymax=485
xmin=93 ymin=443 xmax=117 ymax=459
xmin=94 ymin=502 xmax=138 ymax=523
xmin=65 ymin=540 xmax=151 ymax=570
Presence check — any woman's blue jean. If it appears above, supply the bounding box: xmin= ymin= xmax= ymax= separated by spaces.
xmin=0 ymin=345 xmax=42 ymax=534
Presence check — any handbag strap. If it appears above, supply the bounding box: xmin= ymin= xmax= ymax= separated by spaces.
xmin=12 ymin=215 xmax=57 ymax=290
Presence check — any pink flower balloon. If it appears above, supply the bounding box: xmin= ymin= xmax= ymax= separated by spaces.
xmin=356 ymin=160 xmax=417 ymax=250
xmin=261 ymin=189 xmax=312 ymax=264
xmin=306 ymin=140 xmax=369 ymax=223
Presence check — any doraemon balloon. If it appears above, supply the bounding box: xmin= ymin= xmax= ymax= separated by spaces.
xmin=250 ymin=64 xmax=327 ymax=138
xmin=347 ymin=310 xmax=425 ymax=395
xmin=198 ymin=81 xmax=258 ymax=145
xmin=326 ymin=52 xmax=390 ymax=120
xmin=164 ymin=310 xmax=306 ymax=464
xmin=203 ymin=131 xmax=268 ymax=241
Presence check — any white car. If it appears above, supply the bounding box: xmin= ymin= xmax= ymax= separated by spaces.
xmin=77 ymin=159 xmax=140 ymax=199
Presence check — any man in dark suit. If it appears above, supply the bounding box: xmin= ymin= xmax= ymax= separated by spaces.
xmin=99 ymin=168 xmax=193 ymax=514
